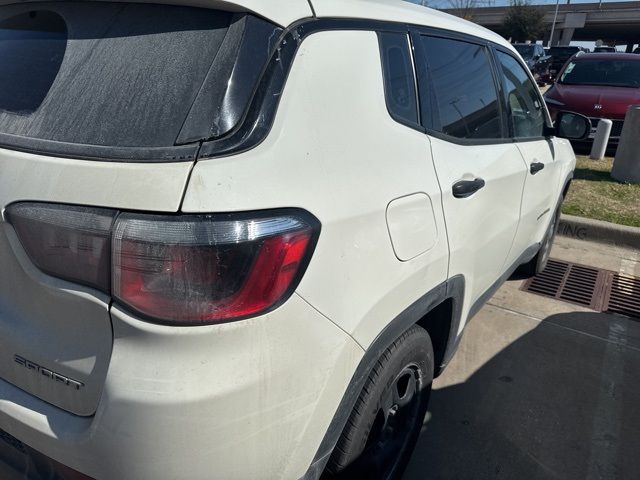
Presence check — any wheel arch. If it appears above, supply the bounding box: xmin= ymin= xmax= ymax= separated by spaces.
xmin=299 ymin=276 xmax=466 ymax=480
xmin=562 ymin=175 xmax=573 ymax=199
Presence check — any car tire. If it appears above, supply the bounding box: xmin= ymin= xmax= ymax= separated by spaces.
xmin=518 ymin=204 xmax=561 ymax=277
xmin=323 ymin=325 xmax=434 ymax=480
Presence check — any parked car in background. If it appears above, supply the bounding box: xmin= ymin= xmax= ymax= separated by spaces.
xmin=548 ymin=46 xmax=582 ymax=81
xmin=514 ymin=43 xmax=552 ymax=85
xmin=594 ymin=46 xmax=617 ymax=53
xmin=0 ymin=1 xmax=588 ymax=479
xmin=544 ymin=53 xmax=640 ymax=149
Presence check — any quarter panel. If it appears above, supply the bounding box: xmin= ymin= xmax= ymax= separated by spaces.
xmin=182 ymin=30 xmax=449 ymax=350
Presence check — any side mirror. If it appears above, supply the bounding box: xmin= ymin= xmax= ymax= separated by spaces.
xmin=555 ymin=112 xmax=591 ymax=140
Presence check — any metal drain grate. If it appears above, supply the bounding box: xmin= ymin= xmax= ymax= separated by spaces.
xmin=521 ymin=259 xmax=640 ymax=320
xmin=605 ymin=274 xmax=640 ymax=318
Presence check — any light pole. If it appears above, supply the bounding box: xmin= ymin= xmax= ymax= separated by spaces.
xmin=548 ymin=0 xmax=560 ymax=47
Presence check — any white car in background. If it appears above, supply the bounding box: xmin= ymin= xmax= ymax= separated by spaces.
xmin=0 ymin=1 xmax=588 ymax=479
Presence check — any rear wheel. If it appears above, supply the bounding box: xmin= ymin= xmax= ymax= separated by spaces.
xmin=323 ymin=325 xmax=434 ymax=480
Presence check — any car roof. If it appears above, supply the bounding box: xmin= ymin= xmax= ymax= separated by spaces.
xmin=0 ymin=0 xmax=317 ymax=28
xmin=0 ymin=0 xmax=515 ymax=52
xmin=572 ymin=52 xmax=640 ymax=61
xmin=311 ymin=0 xmax=514 ymax=51
xmin=71 ymin=0 xmax=512 ymax=51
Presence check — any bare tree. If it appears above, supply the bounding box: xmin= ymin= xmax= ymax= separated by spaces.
xmin=446 ymin=0 xmax=493 ymax=21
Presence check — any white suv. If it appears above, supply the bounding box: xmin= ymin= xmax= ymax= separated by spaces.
xmin=0 ymin=1 xmax=590 ymax=479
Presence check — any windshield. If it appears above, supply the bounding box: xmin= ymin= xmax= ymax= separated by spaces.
xmin=560 ymin=59 xmax=640 ymax=88
xmin=514 ymin=45 xmax=534 ymax=58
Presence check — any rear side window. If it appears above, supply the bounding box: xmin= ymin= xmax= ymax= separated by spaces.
xmin=0 ymin=3 xmax=280 ymax=158
xmin=417 ymin=36 xmax=504 ymax=141
xmin=378 ymin=32 xmax=419 ymax=127
xmin=496 ymin=51 xmax=545 ymax=139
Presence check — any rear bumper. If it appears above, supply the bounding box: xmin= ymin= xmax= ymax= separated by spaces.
xmin=0 ymin=295 xmax=364 ymax=480
xmin=0 ymin=429 xmax=92 ymax=480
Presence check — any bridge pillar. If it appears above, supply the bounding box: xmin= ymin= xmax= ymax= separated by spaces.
xmin=559 ymin=28 xmax=575 ymax=46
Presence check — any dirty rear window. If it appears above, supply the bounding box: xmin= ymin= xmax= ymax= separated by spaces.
xmin=0 ymin=11 xmax=67 ymax=115
xmin=0 ymin=2 xmax=275 ymax=155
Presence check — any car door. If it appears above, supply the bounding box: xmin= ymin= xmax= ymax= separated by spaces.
xmin=494 ymin=48 xmax=560 ymax=265
xmin=412 ymin=32 xmax=528 ymax=319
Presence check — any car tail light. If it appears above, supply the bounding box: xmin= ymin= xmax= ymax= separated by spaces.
xmin=6 ymin=203 xmax=319 ymax=325
xmin=112 ymin=213 xmax=316 ymax=324
xmin=5 ymin=203 xmax=115 ymax=291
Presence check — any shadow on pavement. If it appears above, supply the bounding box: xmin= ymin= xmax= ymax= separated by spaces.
xmin=404 ymin=312 xmax=640 ymax=480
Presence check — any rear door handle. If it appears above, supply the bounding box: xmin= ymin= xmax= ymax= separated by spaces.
xmin=452 ymin=178 xmax=485 ymax=199
xmin=530 ymin=162 xmax=545 ymax=174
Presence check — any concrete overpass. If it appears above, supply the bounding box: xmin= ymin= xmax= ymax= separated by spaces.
xmin=447 ymin=2 xmax=640 ymax=49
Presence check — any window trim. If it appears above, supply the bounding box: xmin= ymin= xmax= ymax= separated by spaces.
xmin=491 ymin=45 xmax=554 ymax=143
xmin=409 ymin=28 xmax=512 ymax=146
xmin=199 ymin=18 xmax=558 ymax=161
xmin=376 ymin=31 xmax=424 ymax=132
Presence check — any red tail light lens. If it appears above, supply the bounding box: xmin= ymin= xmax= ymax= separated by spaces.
xmin=112 ymin=212 xmax=317 ymax=324
xmin=6 ymin=203 xmax=319 ymax=325
xmin=5 ymin=203 xmax=115 ymax=291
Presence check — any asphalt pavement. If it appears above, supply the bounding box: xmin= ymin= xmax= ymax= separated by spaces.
xmin=404 ymin=236 xmax=640 ymax=480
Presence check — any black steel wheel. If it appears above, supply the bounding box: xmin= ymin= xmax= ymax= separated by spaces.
xmin=323 ymin=325 xmax=434 ymax=480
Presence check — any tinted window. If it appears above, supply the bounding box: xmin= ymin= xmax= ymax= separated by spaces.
xmin=560 ymin=59 xmax=640 ymax=88
xmin=0 ymin=11 xmax=66 ymax=115
xmin=0 ymin=4 xmax=241 ymax=149
xmin=514 ymin=44 xmax=534 ymax=59
xmin=379 ymin=32 xmax=418 ymax=126
xmin=496 ymin=51 xmax=545 ymax=139
xmin=549 ymin=47 xmax=579 ymax=58
xmin=419 ymin=36 xmax=503 ymax=140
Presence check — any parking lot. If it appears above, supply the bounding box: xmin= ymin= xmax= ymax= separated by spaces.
xmin=404 ymin=236 xmax=640 ymax=479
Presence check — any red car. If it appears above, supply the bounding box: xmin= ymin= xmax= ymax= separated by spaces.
xmin=544 ymin=53 xmax=640 ymax=148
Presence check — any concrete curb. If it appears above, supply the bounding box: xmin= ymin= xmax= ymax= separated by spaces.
xmin=558 ymin=214 xmax=640 ymax=250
